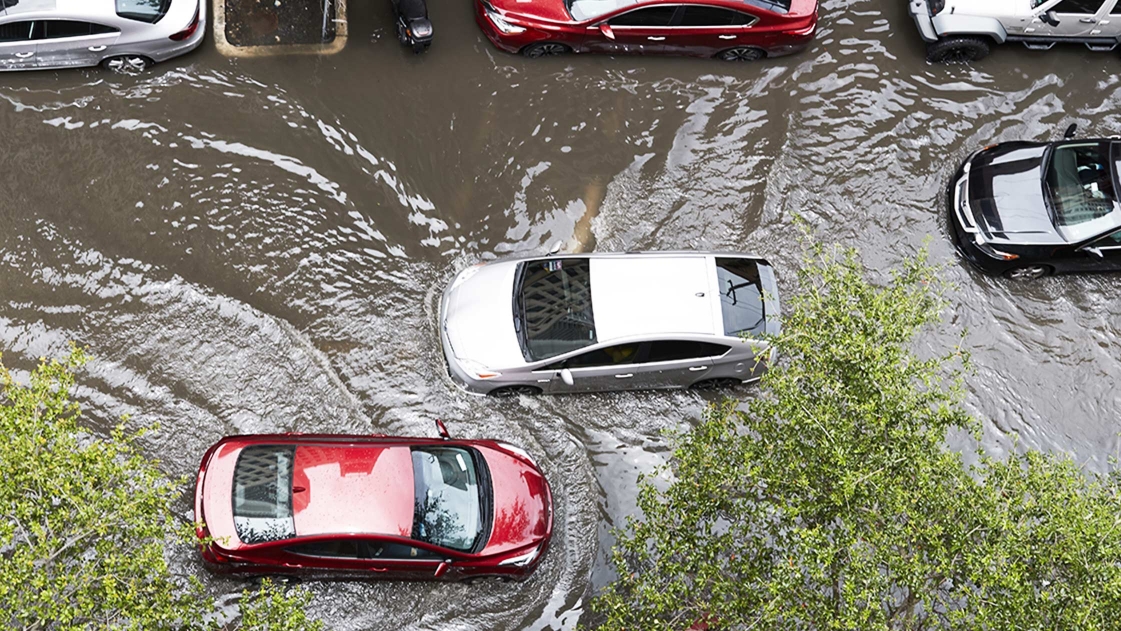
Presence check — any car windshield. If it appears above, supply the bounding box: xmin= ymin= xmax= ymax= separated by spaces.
xmin=515 ymin=258 xmax=597 ymax=362
xmin=411 ymin=447 xmax=486 ymax=553
xmin=232 ymin=446 xmax=297 ymax=544
xmin=115 ymin=0 xmax=173 ymax=23
xmin=1045 ymin=142 xmax=1121 ymax=242
xmin=716 ymin=258 xmax=766 ymax=336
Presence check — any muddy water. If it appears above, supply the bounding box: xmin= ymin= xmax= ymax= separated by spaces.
xmin=2 ymin=0 xmax=1120 ymax=628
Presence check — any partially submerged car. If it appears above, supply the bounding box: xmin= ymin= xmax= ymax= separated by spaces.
xmin=0 ymin=0 xmax=205 ymax=72
xmin=909 ymin=0 xmax=1121 ymax=63
xmin=194 ymin=421 xmax=553 ymax=581
xmin=440 ymin=251 xmax=781 ymax=396
xmin=948 ymin=127 xmax=1121 ymax=279
xmin=475 ymin=0 xmax=817 ymax=61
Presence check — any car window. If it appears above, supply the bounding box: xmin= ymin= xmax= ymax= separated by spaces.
xmin=287 ymin=539 xmax=362 ymax=558
xmin=1045 ymin=142 xmax=1119 ymax=241
xmin=1052 ymin=0 xmax=1103 ymax=12
xmin=646 ymin=340 xmax=730 ymax=363
xmin=1113 ymin=0 xmax=1121 ymax=14
xmin=368 ymin=540 xmax=440 ymax=559
xmin=37 ymin=20 xmax=119 ymax=40
xmin=232 ymin=446 xmax=297 ymax=544
xmin=116 ymin=0 xmax=173 ymax=23
xmin=1092 ymin=227 xmax=1121 ymax=247
xmin=715 ymin=258 xmax=767 ymax=337
xmin=411 ymin=447 xmax=484 ymax=553
xmin=516 ymin=259 xmax=597 ymax=362
xmin=742 ymin=0 xmax=789 ymax=13
xmin=609 ymin=6 xmax=679 ymax=26
xmin=0 ymin=21 xmax=35 ymax=42
xmin=564 ymin=342 xmax=644 ymax=368
xmin=679 ymin=6 xmax=756 ymax=25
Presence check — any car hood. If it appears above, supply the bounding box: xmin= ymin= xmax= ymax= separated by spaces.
xmin=443 ymin=262 xmax=527 ymax=371
xmin=941 ymin=0 xmax=1017 ymax=18
xmin=478 ymin=446 xmax=552 ymax=557
xmin=485 ymin=0 xmax=575 ymax=24
xmin=967 ymin=145 xmax=1065 ymax=245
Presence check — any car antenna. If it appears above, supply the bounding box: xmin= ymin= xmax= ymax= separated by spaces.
xmin=1063 ymin=123 xmax=1077 ymax=140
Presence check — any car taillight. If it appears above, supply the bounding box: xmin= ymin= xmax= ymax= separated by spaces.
xmin=170 ymin=6 xmax=200 ymax=41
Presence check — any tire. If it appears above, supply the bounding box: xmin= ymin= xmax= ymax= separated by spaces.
xmin=689 ymin=378 xmax=742 ymax=391
xmin=925 ymin=37 xmax=990 ymax=63
xmin=101 ymin=55 xmax=152 ymax=74
xmin=521 ymin=42 xmax=571 ymax=58
xmin=488 ymin=385 xmax=542 ymax=398
xmin=717 ymin=47 xmax=765 ymax=62
xmin=1002 ymin=264 xmax=1052 ymax=281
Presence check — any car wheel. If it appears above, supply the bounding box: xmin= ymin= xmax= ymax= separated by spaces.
xmin=488 ymin=385 xmax=543 ymax=398
xmin=717 ymin=47 xmax=765 ymax=62
xmin=101 ymin=55 xmax=152 ymax=74
xmin=925 ymin=37 xmax=990 ymax=63
xmin=521 ymin=43 xmax=571 ymax=58
xmin=1002 ymin=264 xmax=1052 ymax=281
xmin=689 ymin=378 xmax=742 ymax=391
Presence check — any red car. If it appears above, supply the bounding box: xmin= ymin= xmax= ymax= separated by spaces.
xmin=194 ymin=421 xmax=552 ymax=581
xmin=475 ymin=0 xmax=817 ymax=60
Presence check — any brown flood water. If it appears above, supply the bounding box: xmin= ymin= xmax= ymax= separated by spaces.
xmin=1 ymin=0 xmax=1120 ymax=628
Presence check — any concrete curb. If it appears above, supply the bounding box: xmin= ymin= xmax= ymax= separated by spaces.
xmin=212 ymin=0 xmax=348 ymax=58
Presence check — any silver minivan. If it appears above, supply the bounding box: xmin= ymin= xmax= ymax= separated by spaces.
xmin=439 ymin=251 xmax=781 ymax=396
xmin=0 ymin=0 xmax=205 ymax=72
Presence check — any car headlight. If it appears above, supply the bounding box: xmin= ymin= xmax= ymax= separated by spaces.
xmin=460 ymin=358 xmax=501 ymax=380
xmin=929 ymin=0 xmax=945 ymax=14
xmin=498 ymin=544 xmax=542 ymax=567
xmin=486 ymin=7 xmax=527 ymax=34
xmin=973 ymin=234 xmax=1020 ymax=261
xmin=499 ymin=442 xmax=536 ymax=465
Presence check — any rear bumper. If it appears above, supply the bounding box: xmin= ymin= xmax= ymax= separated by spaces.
xmin=149 ymin=0 xmax=208 ymax=63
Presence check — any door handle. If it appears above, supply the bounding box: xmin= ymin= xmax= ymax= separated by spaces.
xmin=88 ymin=45 xmax=107 ymax=52
xmin=719 ymin=34 xmax=736 ymax=39
xmin=614 ymin=373 xmax=633 ymax=379
xmin=647 ymin=36 xmax=665 ymax=41
xmin=368 ymin=566 xmax=388 ymax=572
xmin=1079 ymin=17 xmax=1096 ymax=22
xmin=688 ymin=366 xmax=708 ymax=372
xmin=14 ymin=52 xmax=33 ymax=58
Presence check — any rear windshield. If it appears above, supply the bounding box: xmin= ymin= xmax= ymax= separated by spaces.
xmin=716 ymin=258 xmax=766 ymax=337
xmin=411 ymin=447 xmax=488 ymax=553
xmin=515 ymin=258 xmax=597 ymax=362
xmin=115 ymin=0 xmax=173 ymax=23
xmin=1045 ymin=142 xmax=1121 ymax=241
xmin=232 ymin=446 xmax=296 ymax=544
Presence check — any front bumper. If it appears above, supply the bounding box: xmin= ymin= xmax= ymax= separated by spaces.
xmin=474 ymin=0 xmax=550 ymax=54
xmin=907 ymin=0 xmax=939 ymax=42
xmin=438 ymin=279 xmax=490 ymax=395
xmin=946 ymin=163 xmax=1012 ymax=276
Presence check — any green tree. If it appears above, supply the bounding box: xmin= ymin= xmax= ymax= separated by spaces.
xmin=593 ymin=244 xmax=1121 ymax=630
xmin=0 ymin=346 xmax=322 ymax=631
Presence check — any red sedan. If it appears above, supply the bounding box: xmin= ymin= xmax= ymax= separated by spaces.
xmin=194 ymin=421 xmax=552 ymax=581
xmin=475 ymin=0 xmax=817 ymax=60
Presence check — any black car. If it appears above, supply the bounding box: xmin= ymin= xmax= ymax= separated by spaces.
xmin=948 ymin=132 xmax=1121 ymax=280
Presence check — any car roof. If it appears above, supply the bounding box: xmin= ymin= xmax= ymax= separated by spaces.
xmin=589 ymin=254 xmax=722 ymax=342
xmin=0 ymin=0 xmax=114 ymax=18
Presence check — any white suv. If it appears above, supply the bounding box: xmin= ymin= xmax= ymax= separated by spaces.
xmin=909 ymin=0 xmax=1121 ymax=62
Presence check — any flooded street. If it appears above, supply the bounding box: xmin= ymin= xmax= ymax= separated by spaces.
xmin=2 ymin=0 xmax=1120 ymax=628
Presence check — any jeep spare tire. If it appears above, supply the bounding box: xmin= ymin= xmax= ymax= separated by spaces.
xmin=926 ymin=36 xmax=990 ymax=63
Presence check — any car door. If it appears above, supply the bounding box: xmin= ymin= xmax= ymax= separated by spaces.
xmin=543 ymin=341 xmax=651 ymax=392
xmin=641 ymin=340 xmax=730 ymax=388
xmin=0 ymin=20 xmax=40 ymax=70
xmin=1071 ymin=226 xmax=1121 ymax=272
xmin=1101 ymin=0 xmax=1121 ymax=35
xmin=283 ymin=538 xmax=370 ymax=580
xmin=33 ymin=20 xmax=121 ymax=69
xmin=359 ymin=538 xmax=447 ymax=580
xmin=1032 ymin=0 xmax=1110 ymax=38
xmin=586 ymin=6 xmax=682 ymax=55
xmin=675 ymin=5 xmax=759 ymax=57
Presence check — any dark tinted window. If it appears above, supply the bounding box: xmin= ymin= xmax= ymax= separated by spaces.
xmin=232 ymin=446 xmax=297 ymax=544
xmin=116 ymin=0 xmax=173 ymax=23
xmin=646 ymin=340 xmax=730 ymax=363
xmin=1113 ymin=0 xmax=1121 ymax=13
xmin=1053 ymin=0 xmax=1103 ymax=12
xmin=679 ymin=6 xmax=754 ymax=25
xmin=0 ymin=21 xmax=35 ymax=42
xmin=742 ymin=0 xmax=789 ymax=13
xmin=369 ymin=540 xmax=439 ymax=559
xmin=288 ymin=540 xmax=362 ymax=558
xmin=516 ymin=259 xmax=596 ymax=361
xmin=38 ymin=20 xmax=118 ymax=39
xmin=716 ymin=258 xmax=766 ymax=337
xmin=412 ymin=447 xmax=484 ymax=553
xmin=609 ymin=6 xmax=679 ymax=25
xmin=561 ymin=342 xmax=644 ymax=368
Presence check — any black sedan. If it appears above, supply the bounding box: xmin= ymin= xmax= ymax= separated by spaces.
xmin=948 ymin=134 xmax=1121 ymax=280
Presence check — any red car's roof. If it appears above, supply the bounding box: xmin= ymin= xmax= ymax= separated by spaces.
xmin=292 ymin=445 xmax=414 ymax=538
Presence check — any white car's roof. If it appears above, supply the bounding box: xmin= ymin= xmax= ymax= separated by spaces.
xmin=1 ymin=0 xmax=115 ymax=18
xmin=589 ymin=255 xmax=722 ymax=343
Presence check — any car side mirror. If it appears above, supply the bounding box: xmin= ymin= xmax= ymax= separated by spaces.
xmin=434 ymin=560 xmax=452 ymax=578
xmin=599 ymin=23 xmax=615 ymax=40
xmin=1063 ymin=123 xmax=1078 ymax=139
xmin=1041 ymin=10 xmax=1060 ymax=26
xmin=435 ymin=419 xmax=451 ymax=440
xmin=560 ymin=368 xmax=574 ymax=386
xmin=1084 ymin=246 xmax=1104 ymax=259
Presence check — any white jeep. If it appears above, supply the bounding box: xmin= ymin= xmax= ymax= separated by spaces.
xmin=909 ymin=0 xmax=1121 ymax=62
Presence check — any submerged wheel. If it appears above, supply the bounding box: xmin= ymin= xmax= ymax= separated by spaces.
xmin=521 ymin=42 xmax=570 ymax=58
xmin=1003 ymin=264 xmax=1051 ymax=281
xmin=925 ymin=37 xmax=990 ymax=63
xmin=488 ymin=385 xmax=542 ymax=398
xmin=101 ymin=55 xmax=152 ymax=74
xmin=717 ymin=47 xmax=765 ymax=61
xmin=689 ymin=378 xmax=742 ymax=391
